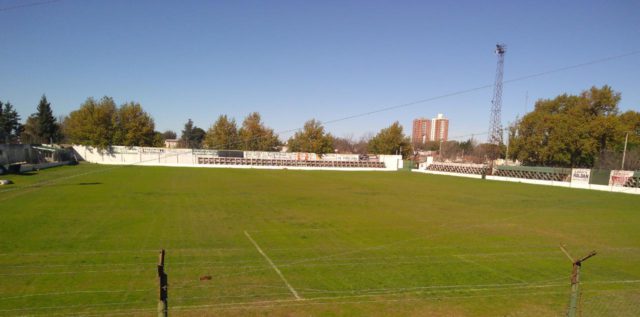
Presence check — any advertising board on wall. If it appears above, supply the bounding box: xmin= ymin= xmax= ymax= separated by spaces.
xmin=571 ymin=168 xmax=591 ymax=184
xmin=245 ymin=151 xmax=298 ymax=160
xmin=193 ymin=149 xmax=219 ymax=157
xmin=110 ymin=146 xmax=139 ymax=154
xmin=609 ymin=170 xmax=634 ymax=187
xmin=321 ymin=153 xmax=360 ymax=162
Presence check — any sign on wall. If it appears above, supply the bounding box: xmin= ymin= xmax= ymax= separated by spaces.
xmin=245 ymin=151 xmax=299 ymax=160
xmin=609 ymin=170 xmax=634 ymax=187
xmin=321 ymin=153 xmax=360 ymax=162
xmin=193 ymin=149 xmax=219 ymax=156
xmin=571 ymin=168 xmax=591 ymax=184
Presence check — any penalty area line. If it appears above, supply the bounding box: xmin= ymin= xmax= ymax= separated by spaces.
xmin=244 ymin=230 xmax=302 ymax=300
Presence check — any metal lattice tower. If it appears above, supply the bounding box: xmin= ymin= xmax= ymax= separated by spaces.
xmin=488 ymin=44 xmax=506 ymax=145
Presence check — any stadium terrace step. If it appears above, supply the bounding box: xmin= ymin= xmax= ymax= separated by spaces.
xmin=494 ymin=165 xmax=571 ymax=182
xmin=196 ymin=157 xmax=386 ymax=168
xmin=426 ymin=162 xmax=489 ymax=175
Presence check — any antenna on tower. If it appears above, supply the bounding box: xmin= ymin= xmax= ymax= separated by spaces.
xmin=488 ymin=43 xmax=506 ymax=146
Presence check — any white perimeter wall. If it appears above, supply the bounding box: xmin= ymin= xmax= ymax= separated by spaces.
xmin=412 ymin=169 xmax=640 ymax=195
xmin=73 ymin=145 xmax=402 ymax=171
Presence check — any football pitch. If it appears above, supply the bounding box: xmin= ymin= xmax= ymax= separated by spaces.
xmin=0 ymin=164 xmax=638 ymax=316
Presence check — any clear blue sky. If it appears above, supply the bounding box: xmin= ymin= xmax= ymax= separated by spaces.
xmin=2 ymin=0 xmax=639 ymax=142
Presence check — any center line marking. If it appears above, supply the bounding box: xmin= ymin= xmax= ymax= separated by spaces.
xmin=244 ymin=230 xmax=302 ymax=300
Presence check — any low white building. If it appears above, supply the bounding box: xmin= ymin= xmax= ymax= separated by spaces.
xmin=164 ymin=139 xmax=180 ymax=149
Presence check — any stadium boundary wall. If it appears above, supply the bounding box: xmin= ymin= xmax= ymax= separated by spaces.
xmin=411 ymin=169 xmax=640 ymax=195
xmin=73 ymin=145 xmax=402 ymax=171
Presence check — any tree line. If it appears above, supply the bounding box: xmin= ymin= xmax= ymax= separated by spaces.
xmin=0 ymin=94 xmax=414 ymax=156
xmin=2 ymin=85 xmax=637 ymax=168
xmin=1 ymin=96 xmax=60 ymax=144
xmin=508 ymin=86 xmax=639 ymax=169
xmin=412 ymin=86 xmax=639 ymax=169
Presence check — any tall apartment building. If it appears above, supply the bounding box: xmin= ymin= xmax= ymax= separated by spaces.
xmin=412 ymin=113 xmax=449 ymax=145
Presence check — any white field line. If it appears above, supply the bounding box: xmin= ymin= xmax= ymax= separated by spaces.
xmin=248 ymin=210 xmax=541 ymax=270
xmin=175 ymin=275 xmax=570 ymax=293
xmin=172 ymin=286 xmax=640 ymax=314
xmin=11 ymin=208 xmax=541 ymax=282
xmin=0 ymin=289 xmax=151 ymax=300
xmin=9 ymin=280 xmax=640 ymax=315
xmin=17 ymin=290 xmax=569 ymax=317
xmin=168 ymin=282 xmax=570 ymax=303
xmin=244 ymin=230 xmax=302 ymax=300
xmin=3 ymin=245 xmax=637 ymax=257
xmin=170 ymin=290 xmax=568 ymax=312
xmin=12 ymin=288 xmax=566 ymax=316
xmin=453 ymin=254 xmax=528 ymax=283
xmin=0 ymin=269 xmax=138 ymax=276
xmin=8 ymin=247 xmax=637 ymax=270
xmin=0 ymin=284 xmax=287 ymax=301
xmin=4 ymin=277 xmax=635 ymax=303
xmin=172 ymin=277 xmax=640 ymax=301
xmin=0 ymin=299 xmax=147 ymax=312
xmin=0 ymin=259 xmax=548 ymax=276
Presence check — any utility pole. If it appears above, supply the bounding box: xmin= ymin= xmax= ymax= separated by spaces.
xmin=158 ymin=249 xmax=168 ymax=317
xmin=505 ymin=128 xmax=510 ymax=164
xmin=621 ymin=131 xmax=629 ymax=170
xmin=560 ymin=246 xmax=596 ymax=317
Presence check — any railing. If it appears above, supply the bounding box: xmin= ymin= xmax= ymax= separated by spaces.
xmin=197 ymin=157 xmax=386 ymax=168
xmin=426 ymin=162 xmax=489 ymax=175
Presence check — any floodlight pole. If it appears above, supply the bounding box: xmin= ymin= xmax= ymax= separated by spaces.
xmin=158 ymin=249 xmax=168 ymax=317
xmin=561 ymin=246 xmax=596 ymax=317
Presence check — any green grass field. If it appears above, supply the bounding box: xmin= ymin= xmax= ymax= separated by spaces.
xmin=1 ymin=164 xmax=639 ymax=316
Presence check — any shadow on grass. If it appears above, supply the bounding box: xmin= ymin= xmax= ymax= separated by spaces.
xmin=14 ymin=171 xmax=39 ymax=176
xmin=0 ymin=182 xmax=103 ymax=190
xmin=77 ymin=182 xmax=102 ymax=186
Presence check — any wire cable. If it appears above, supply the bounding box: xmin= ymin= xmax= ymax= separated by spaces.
xmin=1 ymin=49 xmax=638 ymax=198
xmin=0 ymin=0 xmax=61 ymax=12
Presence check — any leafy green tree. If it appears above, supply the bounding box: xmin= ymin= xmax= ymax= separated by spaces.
xmin=367 ymin=121 xmax=412 ymax=157
xmin=114 ymin=102 xmax=156 ymax=146
xmin=156 ymin=130 xmax=178 ymax=148
xmin=162 ymin=130 xmax=177 ymax=140
xmin=333 ymin=136 xmax=356 ymax=153
xmin=191 ymin=127 xmax=206 ymax=149
xmin=63 ymin=97 xmax=117 ymax=149
xmin=204 ymin=115 xmax=239 ymax=149
xmin=615 ymin=111 xmax=640 ymax=169
xmin=34 ymin=95 xmax=59 ymax=143
xmin=459 ymin=138 xmax=475 ymax=155
xmin=238 ymin=112 xmax=280 ymax=151
xmin=509 ymin=85 xmax=627 ymax=167
xmin=287 ymin=119 xmax=334 ymax=154
xmin=440 ymin=140 xmax=464 ymax=161
xmin=180 ymin=119 xmax=195 ymax=148
xmin=414 ymin=140 xmax=441 ymax=151
xmin=180 ymin=119 xmax=205 ymax=148
xmin=63 ymin=98 xmax=156 ymax=148
xmin=0 ymin=100 xmax=21 ymax=143
xmin=152 ymin=131 xmax=165 ymax=147
xmin=20 ymin=115 xmax=39 ymax=144
xmin=472 ymin=143 xmax=501 ymax=163
xmin=617 ymin=111 xmax=640 ymax=149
